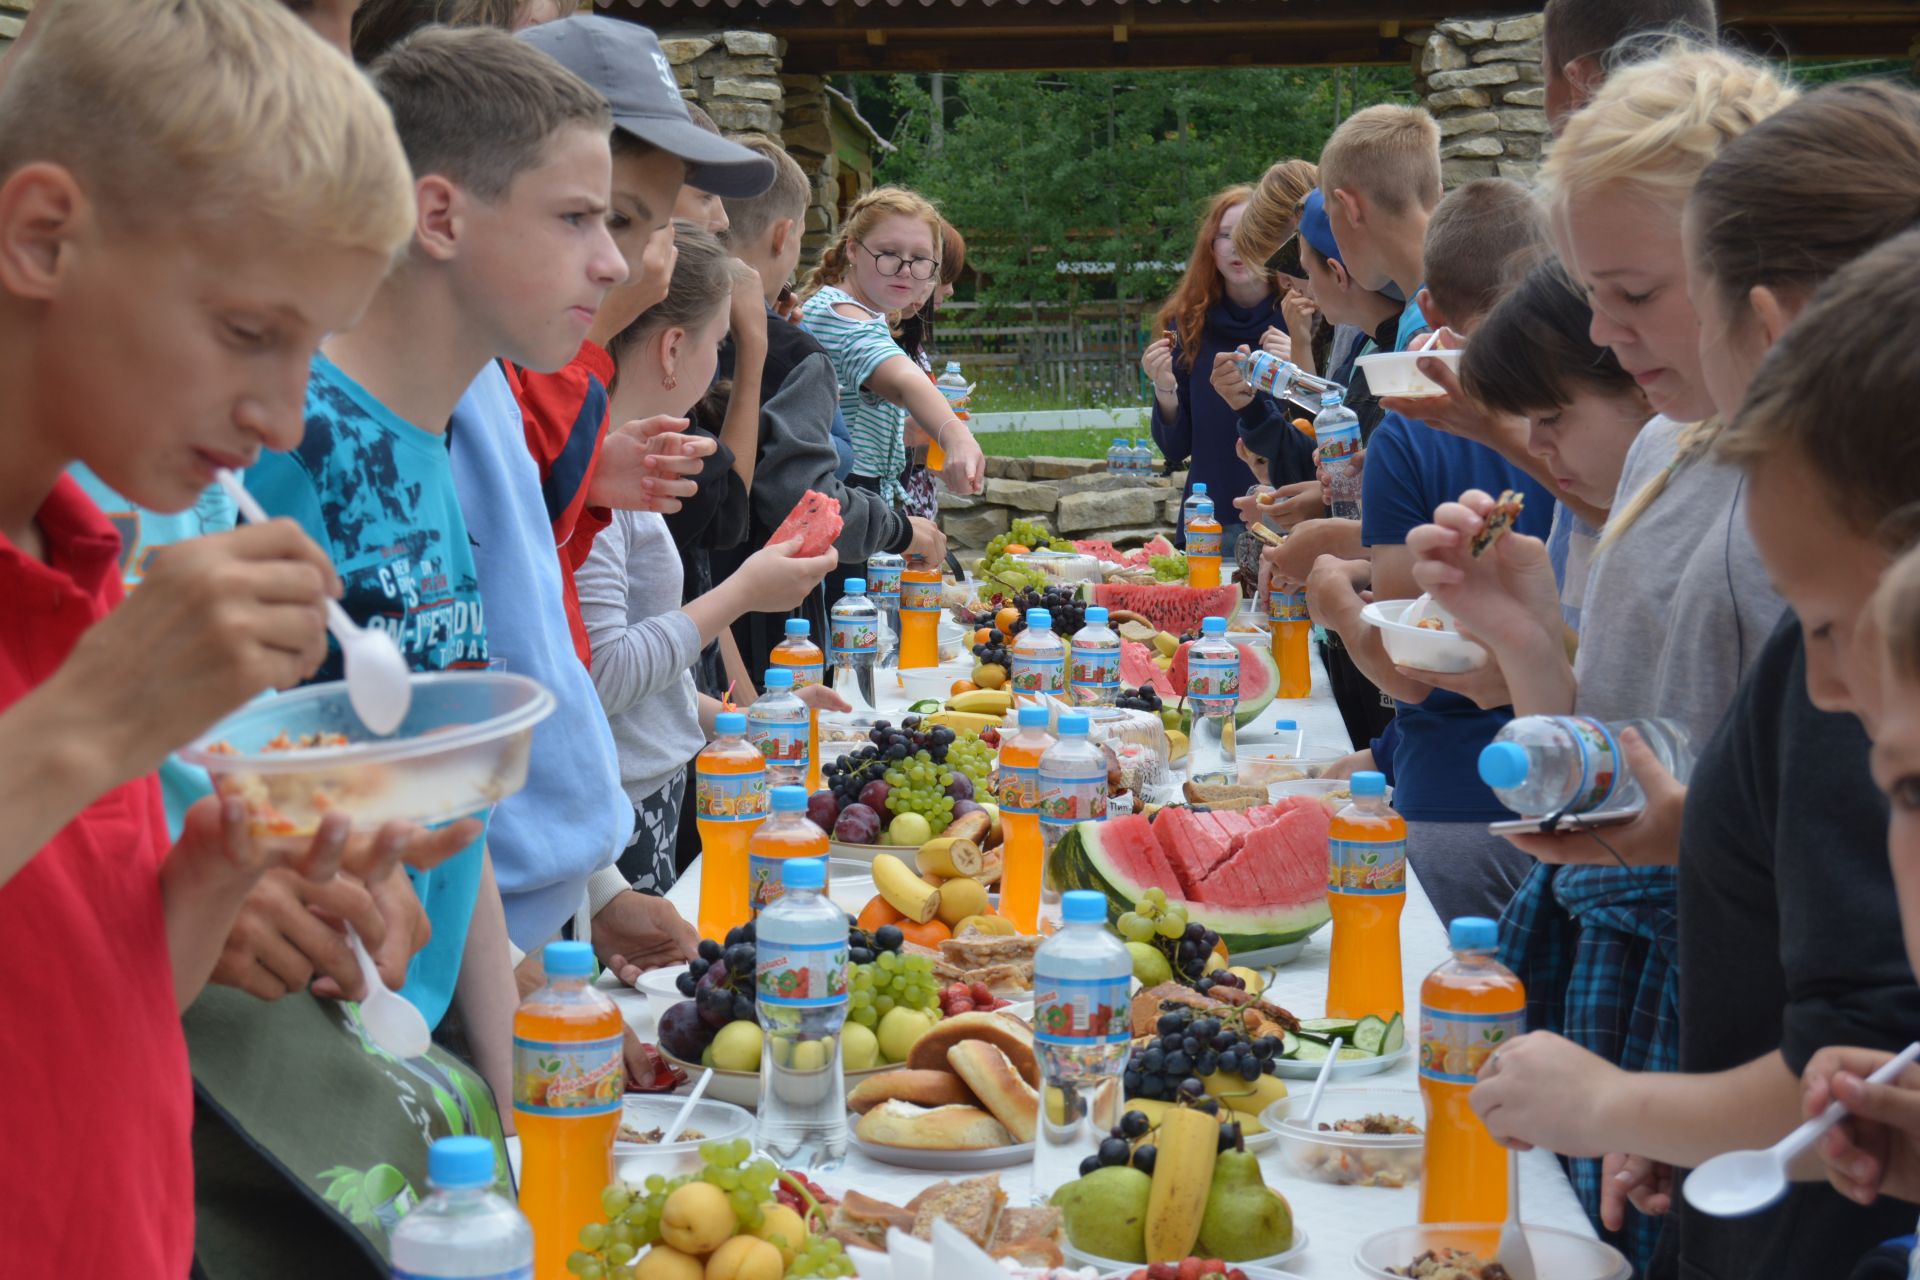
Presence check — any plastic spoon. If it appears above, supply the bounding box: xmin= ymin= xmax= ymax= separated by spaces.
xmin=345 ymin=923 xmax=431 ymax=1058
xmin=214 ymin=468 xmax=413 ymax=735
xmin=659 ymin=1068 xmax=714 ymax=1146
xmin=1297 ymin=1034 xmax=1343 ymax=1127
xmin=1496 ymin=1146 xmax=1538 ymax=1280
xmin=1684 ymin=1039 xmax=1920 ymax=1217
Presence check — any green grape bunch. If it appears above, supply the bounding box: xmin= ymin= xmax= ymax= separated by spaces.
xmin=848 ymin=946 xmax=940 ymax=1029
xmin=1114 ymin=887 xmax=1228 ymax=988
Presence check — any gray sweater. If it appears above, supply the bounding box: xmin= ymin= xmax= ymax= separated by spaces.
xmin=576 ymin=510 xmax=708 ymax=812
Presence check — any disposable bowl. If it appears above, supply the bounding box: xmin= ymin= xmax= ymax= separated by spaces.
xmin=1353 ymin=1222 xmax=1629 ymax=1280
xmin=613 ymin=1094 xmax=753 ymax=1187
xmin=178 ymin=672 xmax=553 ymax=836
xmin=659 ymin=1049 xmax=897 ymax=1110
xmin=1353 ymin=347 xmax=1464 ymax=398
xmin=1359 ymin=598 xmax=1488 ymax=675
xmin=1265 ymin=1086 xmax=1423 ymax=1187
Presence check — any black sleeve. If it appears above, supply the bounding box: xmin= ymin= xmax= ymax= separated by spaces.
xmin=1236 ymin=397 xmax=1316 ymax=487
xmin=661 ymin=425 xmax=738 ymax=548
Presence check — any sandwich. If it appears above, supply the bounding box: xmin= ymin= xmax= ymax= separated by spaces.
xmin=854 ymin=1101 xmax=1013 ymax=1151
xmin=908 ymin=1174 xmax=1007 ymax=1250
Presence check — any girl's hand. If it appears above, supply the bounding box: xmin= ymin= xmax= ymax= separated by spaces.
xmin=1141 ymin=337 xmax=1177 ymax=396
xmin=795 ymin=684 xmax=851 ymax=714
xmin=736 ymin=538 xmax=839 ymax=610
xmin=1471 ymin=1031 xmax=1625 ymax=1158
xmin=1406 ymin=490 xmax=1562 ymax=655
xmin=939 ymin=424 xmax=986 ymax=495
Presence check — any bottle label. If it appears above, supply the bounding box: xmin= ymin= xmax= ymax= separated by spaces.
xmin=1187 ymin=654 xmax=1239 ymax=715
xmin=1244 ymin=350 xmax=1285 ymax=395
xmin=780 ymin=660 xmax=824 ymax=689
xmin=757 ymin=936 xmax=849 ymax=1008
xmin=830 ymin=618 xmax=878 ymax=655
xmin=395 ymin=1268 xmax=531 ymax=1280
xmin=1548 ymin=715 xmax=1622 ymax=814
xmin=511 ymin=1033 xmax=623 ymax=1117
xmin=1011 ymin=652 xmax=1066 ymax=694
xmin=1329 ymin=837 xmax=1407 ymax=895
xmin=695 ymin=768 xmax=769 ymax=822
xmin=1033 ymin=972 xmax=1130 ymax=1047
xmin=1000 ymin=762 xmax=1041 ymax=815
xmin=749 ymin=856 xmax=830 ymax=914
xmin=1038 ymin=772 xmax=1107 ymax=843
xmin=1268 ymin=588 xmax=1309 ymax=624
xmin=1069 ymin=646 xmax=1121 ymax=693
xmin=747 ymin=709 xmax=810 ymax=774
xmin=899 ymin=577 xmax=942 ymax=612
xmin=1418 ymin=1006 xmax=1523 ymax=1084
xmin=1317 ymin=425 xmax=1360 ymax=463
xmin=868 ymin=563 xmax=903 ymax=600
xmin=1187 ymin=529 xmax=1222 ymax=559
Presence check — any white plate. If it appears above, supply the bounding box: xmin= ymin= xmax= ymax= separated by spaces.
xmin=1225 ymin=938 xmax=1310 ymax=967
xmin=847 ymin=1132 xmax=1035 ymax=1171
xmin=635 ymin=964 xmax=689 ymax=1003
xmin=1270 ymin=1043 xmax=1412 ymax=1080
xmin=1098 ymin=1269 xmax=1308 ymax=1280
xmin=1066 ymin=1227 xmax=1309 ymax=1273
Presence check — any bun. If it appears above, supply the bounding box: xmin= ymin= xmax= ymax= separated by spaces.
xmin=907 ymin=1010 xmax=1039 ymax=1087
xmin=845 ymin=1068 xmax=978 ymax=1114
xmin=855 ymin=1100 xmax=1014 ymax=1150
xmin=946 ymin=1041 xmax=1039 ymax=1143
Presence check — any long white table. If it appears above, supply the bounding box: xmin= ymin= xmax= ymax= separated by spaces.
xmin=571 ymin=648 xmax=1598 ymax=1276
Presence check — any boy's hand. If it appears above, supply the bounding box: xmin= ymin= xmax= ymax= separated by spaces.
xmin=1500 ymin=729 xmax=1686 ymax=868
xmin=1600 ymin=1153 xmax=1674 ymax=1230
xmin=1250 ymin=479 xmax=1326 ymax=530
xmin=1805 ymin=1045 xmax=1920 ymax=1205
xmin=589 ymin=224 xmax=680 ymax=349
xmin=1262 ymin=518 xmax=1352 ymax=591
xmin=796 ymin=684 xmax=851 ymax=715
xmin=736 ymin=537 xmax=838 ymax=611
xmin=1471 ymin=1031 xmax=1623 ymax=1158
xmin=904 ymin=517 xmax=947 ymax=568
xmin=587 ymin=416 xmax=715 ymax=513
xmin=1316 ymin=443 xmax=1365 ymax=492
xmin=1141 ymin=337 xmax=1177 ymax=396
xmin=1282 ymin=291 xmax=1320 ymax=349
xmin=939 ymin=426 xmax=986 ymax=495
xmin=595 ymin=889 xmax=700 ymax=985
xmin=1320 ymin=748 xmax=1372 ymax=780
xmin=1304 ymin=556 xmax=1373 ymax=635
xmin=1209 ymin=350 xmax=1255 ymax=412
xmin=1377 ymin=328 xmax=1513 ymax=447
xmin=729 ymin=263 xmax=769 ymax=356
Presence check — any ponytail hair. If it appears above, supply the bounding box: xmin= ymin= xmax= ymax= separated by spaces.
xmin=798 ymin=185 xmax=942 ymax=303
xmin=608 ymin=221 xmax=737 ymax=365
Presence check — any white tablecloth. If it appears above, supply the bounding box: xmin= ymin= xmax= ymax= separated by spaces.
xmin=523 ymin=649 xmax=1598 ymax=1276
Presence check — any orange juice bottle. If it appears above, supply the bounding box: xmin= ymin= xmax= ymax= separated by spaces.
xmin=930 ymin=360 xmax=970 ymax=471
xmin=1418 ymin=916 xmax=1525 ymax=1224
xmin=771 ymin=619 xmax=825 ymax=793
xmin=695 ymin=711 xmax=769 ymax=944
xmin=1186 ymin=500 xmax=1222 ymax=589
xmin=748 ymin=785 xmax=831 ymax=914
xmin=898 ymin=566 xmax=942 ymax=670
xmin=514 ymin=941 xmax=624 ymax=1280
xmin=997 ymin=706 xmax=1054 ymax=933
xmin=1268 ymin=582 xmax=1311 ymax=699
xmin=1326 ymin=771 xmax=1405 ymax=1019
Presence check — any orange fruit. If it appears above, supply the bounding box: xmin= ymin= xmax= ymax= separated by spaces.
xmin=857 ymin=895 xmax=904 ymax=932
xmin=994 ymin=607 xmax=1020 ymax=633
xmin=950 ymin=679 xmax=978 ymax=695
xmin=973 ymin=627 xmax=992 ymax=646
xmin=897 ymin=917 xmax=953 ymax=948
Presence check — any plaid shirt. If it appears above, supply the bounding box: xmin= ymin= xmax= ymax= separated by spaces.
xmin=1500 ymin=862 xmax=1681 ymax=1278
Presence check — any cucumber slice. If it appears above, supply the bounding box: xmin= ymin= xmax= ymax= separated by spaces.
xmin=1352 ymin=1014 xmax=1389 ymax=1055
xmin=1298 ymin=1017 xmax=1362 ymax=1038
xmin=1280 ymin=1030 xmax=1301 ymax=1059
xmin=1291 ymin=1039 xmax=1331 ymax=1063
xmin=1380 ymin=1012 xmax=1406 ymax=1056
xmin=1334 ymin=1045 xmax=1374 ymax=1061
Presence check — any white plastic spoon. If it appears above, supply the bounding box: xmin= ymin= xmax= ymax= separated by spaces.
xmin=1297 ymin=1034 xmax=1343 ymax=1127
xmin=346 ymin=923 xmax=431 ymax=1059
xmin=1496 ymin=1145 xmax=1538 ymax=1280
xmin=214 ymin=468 xmax=413 ymax=735
xmin=1684 ymin=1040 xmax=1920 ymax=1217
xmin=659 ymin=1068 xmax=714 ymax=1146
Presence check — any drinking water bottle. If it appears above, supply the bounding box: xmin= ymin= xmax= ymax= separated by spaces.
xmin=867 ymin=550 xmax=904 ymax=660
xmin=1478 ymin=715 xmax=1693 ymax=819
xmin=747 ymin=668 xmax=810 ymax=789
xmin=828 ymin=578 xmax=880 ymax=712
xmin=1107 ymin=438 xmax=1127 ymax=476
xmin=1239 ymin=350 xmax=1346 ymax=410
xmin=1181 ymin=481 xmax=1210 ymax=530
xmin=770 ymin=619 xmax=824 ymax=792
xmin=1009 ymin=607 xmax=1067 ymax=697
xmin=1068 ymin=607 xmax=1121 ymax=707
xmin=1186 ymin=616 xmax=1239 ymax=784
xmin=1315 ymin=390 xmax=1363 ymax=521
xmin=1037 ymin=713 xmax=1108 ymax=930
xmin=1031 ymin=889 xmax=1133 ymax=1204
xmin=391 ymin=1137 xmax=531 ymax=1280
xmin=755 ymin=856 xmax=849 ymax=1170
xmin=1131 ymin=438 xmax=1154 ymax=477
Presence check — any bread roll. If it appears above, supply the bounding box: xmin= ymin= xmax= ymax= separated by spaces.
xmin=946 ymin=1041 xmax=1038 ymax=1143
xmin=855 ymin=1100 xmax=1013 ymax=1150
xmin=906 ymin=1010 xmax=1039 ymax=1087
xmin=845 ymin=1068 xmax=977 ymax=1114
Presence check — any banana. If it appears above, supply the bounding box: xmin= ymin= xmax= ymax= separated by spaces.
xmin=1200 ymin=1070 xmax=1289 ymax=1116
xmin=947 ymin=688 xmax=1013 ymax=716
xmin=870 ymin=853 xmax=942 ymax=923
xmin=915 ymin=836 xmax=984 ymax=879
xmin=1144 ymin=1104 xmax=1218 ymax=1262
xmin=1121 ymin=1095 xmax=1265 ymax=1134
xmin=924 ymin=710 xmax=1001 ymax=735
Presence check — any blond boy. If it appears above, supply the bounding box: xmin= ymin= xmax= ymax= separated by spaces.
xmin=1318 ymin=103 xmax=1445 ymax=352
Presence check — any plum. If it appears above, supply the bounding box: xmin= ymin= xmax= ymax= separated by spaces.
xmin=806 ymin=790 xmax=839 ymax=830
xmin=946 ymin=773 xmax=974 ymax=802
xmin=833 ymin=802 xmax=882 ymax=844
xmin=658 ymin=1000 xmax=717 ymax=1062
xmin=858 ymin=779 xmax=891 ymax=811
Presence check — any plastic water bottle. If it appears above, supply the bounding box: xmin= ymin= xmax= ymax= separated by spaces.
xmin=1181 ymin=481 xmax=1211 ymax=530
xmin=1325 ymin=772 xmax=1407 ymax=1019
xmin=771 ymin=619 xmax=824 ymax=792
xmin=1037 ymin=712 xmax=1108 ymax=930
xmin=1032 ymin=889 xmax=1133 ymax=1204
xmin=391 ymin=1137 xmax=532 ymax=1280
xmin=1069 ymin=606 xmax=1121 ymax=707
xmin=1106 ymin=438 xmax=1127 ymax=475
xmin=828 ymin=578 xmax=880 ymax=712
xmin=1131 ymin=438 xmax=1154 ymax=477
xmin=1419 ymin=917 xmax=1524 ymax=1224
xmin=998 ymin=706 xmax=1056 ymax=934
xmin=1316 ymin=390 xmax=1363 ymax=521
xmin=748 ymin=668 xmax=811 ymax=789
xmin=748 ymin=785 xmax=830 ymax=916
xmin=1186 ymin=616 xmax=1239 ymax=784
xmin=1185 ymin=499 xmax=1223 ymax=588
xmin=867 ymin=551 xmax=904 ymax=663
xmin=1009 ymin=607 xmax=1067 ymax=697
xmin=755 ymin=856 xmax=849 ymax=1170
xmin=1478 ymin=715 xmax=1693 ymax=819
xmin=1239 ymin=350 xmax=1346 ymax=410
xmin=513 ymin=942 xmax=624 ymax=1280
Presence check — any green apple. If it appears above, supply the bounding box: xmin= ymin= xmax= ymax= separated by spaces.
xmin=888 ymin=811 xmax=933 ymax=848
xmin=1125 ymin=941 xmax=1173 ymax=987
xmin=842 ymin=1020 xmax=881 ymax=1070
xmin=876 ymin=1006 xmax=938 ymax=1063
xmin=710 ymin=1019 xmax=763 ymax=1072
xmin=789 ymin=1038 xmax=828 ymax=1071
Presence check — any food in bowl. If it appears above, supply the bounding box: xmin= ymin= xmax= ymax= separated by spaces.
xmin=1322 ymin=1112 xmax=1419 ymax=1135
xmin=1360 ymin=597 xmax=1488 ymax=674
xmin=1352 ymin=346 xmax=1463 ymax=398
xmin=1389 ymin=1249 xmax=1511 ymax=1279
xmin=615 ymin=1124 xmax=705 ymax=1144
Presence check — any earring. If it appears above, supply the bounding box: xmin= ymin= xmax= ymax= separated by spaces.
xmin=663 ymin=373 xmax=677 ymax=391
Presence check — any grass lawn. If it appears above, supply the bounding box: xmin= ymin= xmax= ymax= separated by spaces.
xmin=982 ymin=427 xmax=1162 ymax=461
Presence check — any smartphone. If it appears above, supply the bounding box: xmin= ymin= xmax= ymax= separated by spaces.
xmin=1488 ymin=807 xmax=1642 ymax=836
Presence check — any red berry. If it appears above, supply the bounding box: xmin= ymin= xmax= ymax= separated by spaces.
xmin=948 ymin=998 xmax=975 ymax=1014
xmin=1177 ymin=1259 xmax=1202 ymax=1280
xmin=969 ymin=982 xmax=993 ymax=1004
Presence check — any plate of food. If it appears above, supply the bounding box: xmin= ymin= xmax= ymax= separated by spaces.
xmin=1264 ymin=1086 xmax=1423 ymax=1188
xmin=822 ymin=1171 xmax=1066 ymax=1267
xmin=1352 ymin=347 xmax=1463 ymax=399
xmin=1267 ymin=1014 xmax=1411 ymax=1079
xmin=1065 ymin=1232 xmax=1310 ymax=1276
xmin=847 ymin=1022 xmax=1040 ymax=1171
xmin=1097 ymin=1267 xmax=1308 ymax=1280
xmin=1359 ymin=596 xmax=1489 ymax=674
xmin=1354 ymin=1223 xmax=1628 ymax=1280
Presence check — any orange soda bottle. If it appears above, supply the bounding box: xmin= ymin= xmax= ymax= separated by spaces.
xmin=513 ymin=941 xmax=624 ymax=1280
xmin=1418 ymin=916 xmax=1525 ymax=1224
xmin=748 ymin=785 xmax=831 ymax=914
xmin=898 ymin=566 xmax=942 ymax=670
xmin=770 ymin=619 xmax=825 ymax=793
xmin=1268 ymin=582 xmax=1311 ymax=699
xmin=1186 ymin=500 xmax=1222 ymax=589
xmin=695 ymin=711 xmax=769 ymax=944
xmin=997 ymin=706 xmax=1054 ymax=933
xmin=1325 ymin=771 xmax=1406 ymax=1019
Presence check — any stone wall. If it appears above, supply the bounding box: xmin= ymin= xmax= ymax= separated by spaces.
xmin=779 ymin=74 xmax=843 ymax=269
xmin=941 ymin=456 xmax=1186 ymax=554
xmin=659 ymin=30 xmax=785 ymax=137
xmin=1407 ymin=13 xmax=1551 ymax=187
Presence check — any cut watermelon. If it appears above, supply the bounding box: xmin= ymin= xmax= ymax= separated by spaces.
xmin=1198 ymin=799 xmax=1332 ymax=908
xmin=1142 ymin=534 xmax=1176 ymax=560
xmin=1167 ymin=635 xmax=1281 ymax=727
xmin=1119 ymin=639 xmax=1176 ymax=699
xmin=1092 ymin=583 xmax=1240 ymax=634
xmin=768 ymin=490 xmax=843 ymax=557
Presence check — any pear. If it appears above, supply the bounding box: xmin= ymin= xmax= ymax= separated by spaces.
xmin=1196 ymin=1150 xmax=1293 ymax=1261
xmin=1051 ymin=1165 xmax=1152 ymax=1263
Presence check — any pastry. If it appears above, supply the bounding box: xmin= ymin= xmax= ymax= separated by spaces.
xmin=947 ymin=1041 xmax=1040 ymax=1143
xmin=907 ymin=1010 xmax=1039 ymax=1086
xmin=855 ymin=1100 xmax=1014 ymax=1151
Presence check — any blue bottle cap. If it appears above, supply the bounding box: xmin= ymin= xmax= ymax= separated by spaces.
xmin=1449 ymin=917 xmax=1498 ymax=951
xmin=1084 ymin=607 xmax=1108 ymax=626
xmin=1193 ymin=482 xmax=1208 ymax=494
xmin=784 ymin=618 xmax=810 ymax=636
xmin=1062 ymin=890 xmax=1108 ymax=925
xmin=1275 ymin=719 xmax=1298 ymax=730
xmin=764 ymin=668 xmax=794 ymax=690
xmin=783 ymin=857 xmax=826 ymax=890
xmin=1479 ymin=741 xmax=1530 ymax=790
xmin=427 ymin=1136 xmax=496 ymax=1189
xmin=1351 ymin=770 xmax=1386 ymax=797
xmin=844 ymin=579 xmax=867 ymax=594
xmin=1113 ymin=438 xmax=1126 ymax=446
xmin=544 ymin=940 xmax=597 ymax=979
xmin=1058 ymin=712 xmax=1090 ymax=736
xmin=1018 ymin=706 xmax=1050 ymax=729
xmin=1201 ymin=616 xmax=1226 ymax=634
xmin=1026 ymin=608 xmax=1052 ymax=630
xmin=1194 ymin=500 xmax=1214 ymax=518
xmin=771 ymin=785 xmax=807 ymax=812
xmin=715 ymin=711 xmax=747 ymax=736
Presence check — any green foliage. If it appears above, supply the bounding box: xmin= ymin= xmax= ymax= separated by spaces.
xmin=978 ymin=427 xmax=1147 ymax=459
xmin=844 ymin=68 xmax=1412 ymax=307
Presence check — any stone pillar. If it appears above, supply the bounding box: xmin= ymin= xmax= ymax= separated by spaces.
xmin=778 ymin=74 xmax=841 ymax=270
xmin=1406 ymin=13 xmax=1551 ymax=187
xmin=658 ymin=30 xmax=786 ymax=137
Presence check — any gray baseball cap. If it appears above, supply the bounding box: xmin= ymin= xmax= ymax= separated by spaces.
xmin=517 ymin=16 xmax=774 ymax=199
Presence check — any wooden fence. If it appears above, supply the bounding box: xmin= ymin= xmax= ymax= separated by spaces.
xmin=928 ymin=298 xmax=1158 ymax=405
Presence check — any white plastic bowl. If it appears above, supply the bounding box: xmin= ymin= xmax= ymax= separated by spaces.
xmin=1354 ymin=1222 xmax=1628 ymax=1280
xmin=1354 ymin=346 xmax=1464 ymax=398
xmin=1265 ymin=1086 xmax=1423 ymax=1188
xmin=1359 ymin=597 xmax=1488 ymax=674
xmin=179 ymin=672 xmax=553 ymax=836
xmin=659 ymin=1049 xmax=898 ymax=1110
xmin=613 ymin=1094 xmax=753 ymax=1187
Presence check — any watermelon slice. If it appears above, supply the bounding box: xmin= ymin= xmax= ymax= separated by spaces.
xmin=768 ymin=490 xmax=843 ymax=557
xmin=1119 ymin=640 xmax=1176 ymax=699
xmin=1142 ymin=534 xmax=1176 ymax=560
xmin=1167 ymin=635 xmax=1281 ymax=727
xmin=1092 ymin=583 xmax=1240 ymax=634
xmin=1198 ymin=799 xmax=1332 ymax=907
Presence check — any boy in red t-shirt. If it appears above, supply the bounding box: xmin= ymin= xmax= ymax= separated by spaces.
xmin=0 ymin=2 xmax=469 ymax=1272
